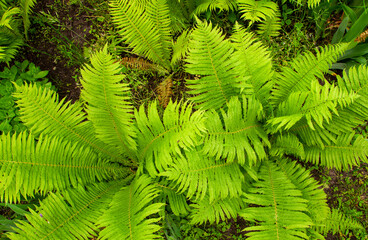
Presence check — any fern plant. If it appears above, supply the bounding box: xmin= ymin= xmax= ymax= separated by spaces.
xmin=1 ymin=20 xmax=367 ymax=239
xmin=0 ymin=0 xmax=37 ymax=63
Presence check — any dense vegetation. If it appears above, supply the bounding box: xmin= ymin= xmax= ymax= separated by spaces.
xmin=0 ymin=0 xmax=368 ymax=239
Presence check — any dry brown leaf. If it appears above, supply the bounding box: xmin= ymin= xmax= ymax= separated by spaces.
xmin=156 ymin=77 xmax=173 ymax=108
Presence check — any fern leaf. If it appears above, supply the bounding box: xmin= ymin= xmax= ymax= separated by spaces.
xmin=315 ymin=208 xmax=364 ymax=235
xmin=257 ymin=12 xmax=281 ymax=37
xmin=238 ymin=0 xmax=278 ymax=25
xmin=0 ymin=37 xmax=22 ymax=63
xmin=7 ymin=181 xmax=123 ymax=240
xmin=240 ymin=160 xmax=313 ymax=240
xmin=0 ymin=132 xmax=129 ymax=203
xmin=189 ymin=195 xmax=244 ymax=224
xmin=166 ymin=0 xmax=189 ymax=33
xmin=231 ymin=23 xmax=274 ymax=105
xmin=98 ymin=175 xmax=165 ymax=240
xmin=110 ymin=0 xmax=172 ymax=70
xmin=268 ymin=81 xmax=357 ymax=131
xmin=155 ymin=180 xmax=190 ymax=216
xmin=13 ymin=83 xmax=130 ymax=165
xmin=270 ymin=134 xmax=305 ymax=159
xmin=276 ymin=159 xmax=329 ymax=225
xmin=135 ymin=101 xmax=206 ymax=175
xmin=81 ymin=46 xmax=137 ymax=155
xmin=335 ymin=65 xmax=368 ymax=128
xmin=19 ymin=0 xmax=36 ymax=38
xmin=271 ymin=43 xmax=348 ymax=107
xmin=160 ymin=150 xmax=244 ymax=202
xmin=192 ymin=0 xmax=237 ymax=15
xmin=202 ymin=96 xmax=269 ymax=166
xmin=171 ymin=29 xmax=191 ymax=65
xmin=304 ymin=133 xmax=368 ymax=170
xmin=185 ymin=20 xmax=252 ymax=110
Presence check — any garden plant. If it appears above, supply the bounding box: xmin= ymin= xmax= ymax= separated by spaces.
xmin=1 ymin=0 xmax=368 ymax=240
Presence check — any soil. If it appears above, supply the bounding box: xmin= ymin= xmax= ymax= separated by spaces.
xmin=16 ymin=0 xmax=103 ymax=102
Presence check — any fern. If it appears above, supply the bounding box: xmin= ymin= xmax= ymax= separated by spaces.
xmin=238 ymin=0 xmax=278 ymax=25
xmin=135 ymin=100 xmax=206 ymax=175
xmin=98 ymin=176 xmax=164 ymax=240
xmin=1 ymin=20 xmax=368 ymax=240
xmin=185 ymin=20 xmax=252 ymax=110
xmin=160 ymin=150 xmax=244 ymax=202
xmin=8 ymin=181 xmax=123 ymax=239
xmin=110 ymin=0 xmax=172 ymax=70
xmin=240 ymin=160 xmax=313 ymax=240
xmin=202 ymin=96 xmax=269 ymax=165
xmin=81 ymin=45 xmax=137 ymax=155
xmin=19 ymin=0 xmax=36 ymax=39
xmin=271 ymin=43 xmax=349 ymax=107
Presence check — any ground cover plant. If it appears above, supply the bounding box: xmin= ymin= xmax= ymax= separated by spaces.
xmin=1 ymin=0 xmax=368 ymax=239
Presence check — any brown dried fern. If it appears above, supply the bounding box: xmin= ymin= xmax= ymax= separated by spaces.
xmin=156 ymin=77 xmax=173 ymax=108
xmin=355 ymin=29 xmax=368 ymax=43
xmin=119 ymin=57 xmax=167 ymax=74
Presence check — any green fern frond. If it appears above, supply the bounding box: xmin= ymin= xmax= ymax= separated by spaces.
xmin=81 ymin=46 xmax=137 ymax=156
xmin=202 ymin=96 xmax=269 ymax=165
xmin=271 ymin=43 xmax=349 ymax=107
xmin=13 ymin=83 xmax=130 ymax=165
xmin=166 ymin=0 xmax=189 ymax=33
xmin=171 ymin=29 xmax=191 ymax=65
xmin=268 ymin=81 xmax=357 ymax=132
xmin=290 ymin=0 xmax=324 ymax=8
xmin=110 ymin=0 xmax=172 ymax=70
xmin=160 ymin=150 xmax=244 ymax=202
xmin=0 ymin=132 xmax=129 ymax=203
xmin=156 ymin=180 xmax=190 ymax=216
xmin=8 ymin=181 xmax=123 ymax=240
xmin=0 ymin=7 xmax=20 ymax=30
xmin=192 ymin=0 xmax=237 ymax=15
xmin=256 ymin=12 xmax=281 ymax=37
xmin=231 ymin=23 xmax=274 ymax=105
xmin=189 ymin=195 xmax=244 ymax=224
xmin=304 ymin=133 xmax=368 ymax=170
xmin=334 ymin=65 xmax=368 ymax=127
xmin=315 ymin=208 xmax=364 ymax=235
xmin=98 ymin=175 xmax=165 ymax=240
xmin=146 ymin=0 xmax=172 ymax=62
xmin=19 ymin=0 xmax=36 ymax=38
xmin=240 ymin=160 xmax=313 ymax=240
xmin=238 ymin=0 xmax=278 ymax=25
xmin=270 ymin=134 xmax=305 ymax=159
xmin=185 ymin=20 xmax=252 ymax=110
xmin=0 ymin=37 xmax=22 ymax=63
xmin=276 ymin=159 xmax=329 ymax=224
xmin=135 ymin=101 xmax=206 ymax=175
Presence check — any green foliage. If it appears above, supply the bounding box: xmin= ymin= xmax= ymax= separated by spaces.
xmin=0 ymin=61 xmax=51 ymax=134
xmin=0 ymin=0 xmax=37 ymax=63
xmin=1 ymin=20 xmax=368 ymax=240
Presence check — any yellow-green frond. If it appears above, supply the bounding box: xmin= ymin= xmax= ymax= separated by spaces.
xmin=7 ymin=181 xmax=123 ymax=240
xmin=110 ymin=0 xmax=172 ymax=70
xmin=135 ymin=101 xmax=206 ymax=175
xmin=0 ymin=132 xmax=129 ymax=203
xmin=160 ymin=150 xmax=244 ymax=202
xmin=185 ymin=20 xmax=252 ymax=110
xmin=81 ymin=46 xmax=137 ymax=155
xmin=97 ymin=175 xmax=164 ymax=240
xmin=202 ymin=96 xmax=269 ymax=166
